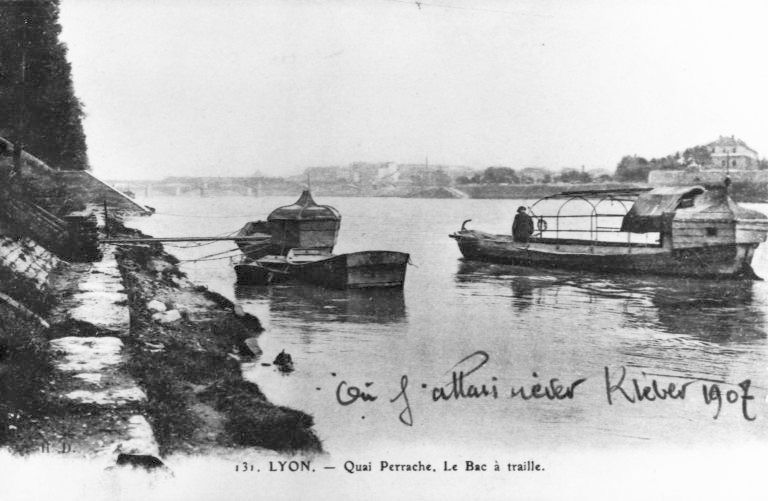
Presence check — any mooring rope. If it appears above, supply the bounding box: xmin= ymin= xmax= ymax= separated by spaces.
xmin=164 ymin=228 xmax=241 ymax=248
xmin=177 ymin=241 xmax=272 ymax=263
xmin=150 ymin=211 xmax=259 ymax=219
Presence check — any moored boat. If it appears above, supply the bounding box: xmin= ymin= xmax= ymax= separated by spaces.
xmin=234 ymin=190 xmax=340 ymax=259
xmin=234 ymin=191 xmax=408 ymax=288
xmin=235 ymin=249 xmax=409 ymax=289
xmin=450 ymin=182 xmax=768 ymax=278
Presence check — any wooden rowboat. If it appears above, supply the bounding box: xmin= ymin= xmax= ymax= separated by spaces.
xmin=235 ymin=249 xmax=409 ymax=289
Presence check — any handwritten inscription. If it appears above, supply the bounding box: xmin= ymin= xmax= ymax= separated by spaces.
xmin=604 ymin=366 xmax=756 ymax=421
xmin=336 ymin=380 xmax=378 ymax=406
xmin=335 ymin=351 xmax=761 ymax=425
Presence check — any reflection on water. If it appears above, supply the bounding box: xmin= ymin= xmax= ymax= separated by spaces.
xmin=455 ymin=260 xmax=767 ymax=342
xmin=235 ymin=284 xmax=407 ymax=324
xmin=649 ymin=279 xmax=764 ymax=341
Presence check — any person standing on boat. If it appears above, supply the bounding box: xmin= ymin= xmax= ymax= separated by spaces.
xmin=512 ymin=206 xmax=534 ymax=242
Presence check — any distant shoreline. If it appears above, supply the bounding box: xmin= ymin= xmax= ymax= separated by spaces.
xmin=119 ymin=181 xmax=768 ymax=203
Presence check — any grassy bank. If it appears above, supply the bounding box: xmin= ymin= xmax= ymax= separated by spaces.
xmin=113 ymin=226 xmax=321 ymax=455
xmin=0 ymin=274 xmax=55 ymax=453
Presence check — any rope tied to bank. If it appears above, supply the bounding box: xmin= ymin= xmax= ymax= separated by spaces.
xmin=176 ymin=241 xmax=272 ymax=263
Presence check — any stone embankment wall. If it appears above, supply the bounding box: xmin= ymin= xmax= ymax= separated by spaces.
xmin=0 ymin=227 xmax=161 ymax=460
xmin=0 ymin=231 xmax=60 ymax=287
xmin=649 ymin=169 xmax=768 ymax=186
xmin=461 ymin=182 xmax=645 ymax=199
xmin=648 ymin=169 xmax=768 ymax=202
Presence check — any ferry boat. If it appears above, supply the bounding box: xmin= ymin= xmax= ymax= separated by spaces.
xmin=234 ymin=190 xmax=409 ymax=289
xmin=449 ymin=182 xmax=768 ymax=278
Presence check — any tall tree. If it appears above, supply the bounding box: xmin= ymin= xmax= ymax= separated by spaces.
xmin=614 ymin=155 xmax=651 ymax=182
xmin=482 ymin=166 xmax=519 ymax=184
xmin=0 ymin=0 xmax=88 ymax=170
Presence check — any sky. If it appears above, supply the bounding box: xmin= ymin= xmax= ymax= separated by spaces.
xmin=58 ymin=0 xmax=768 ymax=180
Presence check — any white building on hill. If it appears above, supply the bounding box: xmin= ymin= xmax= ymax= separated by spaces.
xmin=707 ymin=135 xmax=759 ymax=170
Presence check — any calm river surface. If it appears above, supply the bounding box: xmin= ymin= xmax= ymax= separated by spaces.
xmin=128 ymin=195 xmax=768 ymax=457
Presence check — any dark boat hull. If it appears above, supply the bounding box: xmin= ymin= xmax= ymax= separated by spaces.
xmin=235 ymin=251 xmax=409 ymax=289
xmin=451 ymin=230 xmax=759 ymax=278
xmin=234 ymin=262 xmax=289 ymax=285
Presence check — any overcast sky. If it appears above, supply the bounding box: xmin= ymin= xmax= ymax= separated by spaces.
xmin=59 ymin=0 xmax=768 ymax=180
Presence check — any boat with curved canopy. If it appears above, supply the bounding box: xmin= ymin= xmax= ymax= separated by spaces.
xmin=234 ymin=190 xmax=409 ymax=288
xmin=449 ymin=182 xmax=768 ymax=278
xmin=234 ymin=189 xmax=341 ymax=259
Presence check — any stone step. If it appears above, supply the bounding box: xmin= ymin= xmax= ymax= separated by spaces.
xmin=41 ymin=243 xmax=161 ymax=462
xmin=46 ymin=335 xmax=159 ymax=459
xmin=52 ymin=245 xmax=130 ymax=335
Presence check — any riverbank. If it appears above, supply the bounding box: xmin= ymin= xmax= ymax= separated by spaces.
xmin=0 ymin=220 xmax=321 ymax=459
xmin=112 ymin=222 xmax=322 ymax=455
xmin=148 ymin=180 xmax=767 ymax=202
xmin=457 ymin=182 xmax=644 ymax=199
xmin=287 ymin=182 xmax=646 ymax=199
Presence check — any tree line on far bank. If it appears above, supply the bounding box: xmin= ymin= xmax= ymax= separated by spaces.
xmin=454 ymin=145 xmax=768 ymax=186
xmin=455 ymin=166 xmax=611 ymax=185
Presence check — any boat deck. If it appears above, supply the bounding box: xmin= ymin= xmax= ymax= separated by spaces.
xmin=456 ymin=232 xmax=664 ymax=256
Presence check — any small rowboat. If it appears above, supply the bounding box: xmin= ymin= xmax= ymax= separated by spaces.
xmin=235 ymin=249 xmax=409 ymax=289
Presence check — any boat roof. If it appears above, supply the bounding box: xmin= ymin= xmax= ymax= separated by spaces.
xmin=267 ymin=190 xmax=341 ymax=221
xmin=624 ymin=186 xmax=704 ymax=216
xmin=537 ymin=187 xmax=652 ymax=202
xmin=621 ymin=185 xmax=710 ymax=233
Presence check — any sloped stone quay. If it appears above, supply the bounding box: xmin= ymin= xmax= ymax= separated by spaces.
xmin=0 ymin=222 xmax=321 ymax=463
xmin=2 ymin=240 xmax=160 ymax=461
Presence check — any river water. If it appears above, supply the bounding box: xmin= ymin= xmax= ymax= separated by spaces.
xmin=128 ymin=195 xmax=768 ymax=458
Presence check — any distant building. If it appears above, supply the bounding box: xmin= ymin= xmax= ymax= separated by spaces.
xmin=707 ymin=135 xmax=758 ymax=170
xmin=305 ymin=161 xmax=474 ymax=190
xmin=376 ymin=162 xmax=399 ymax=184
xmin=519 ymin=167 xmax=550 ymax=183
xmin=441 ymin=166 xmax=476 ymax=180
xmin=649 ymin=135 xmax=765 ymax=186
xmin=306 ymin=165 xmax=353 ymax=183
xmin=587 ymin=168 xmax=612 ymax=181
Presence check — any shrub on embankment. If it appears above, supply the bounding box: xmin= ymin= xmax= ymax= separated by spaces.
xmin=0 ymin=307 xmax=53 ymax=450
xmin=0 ymin=265 xmax=55 ymax=316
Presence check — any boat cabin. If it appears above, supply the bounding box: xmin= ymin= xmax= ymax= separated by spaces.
xmin=529 ymin=185 xmax=768 ymax=250
xmin=266 ymin=190 xmax=341 ymax=255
